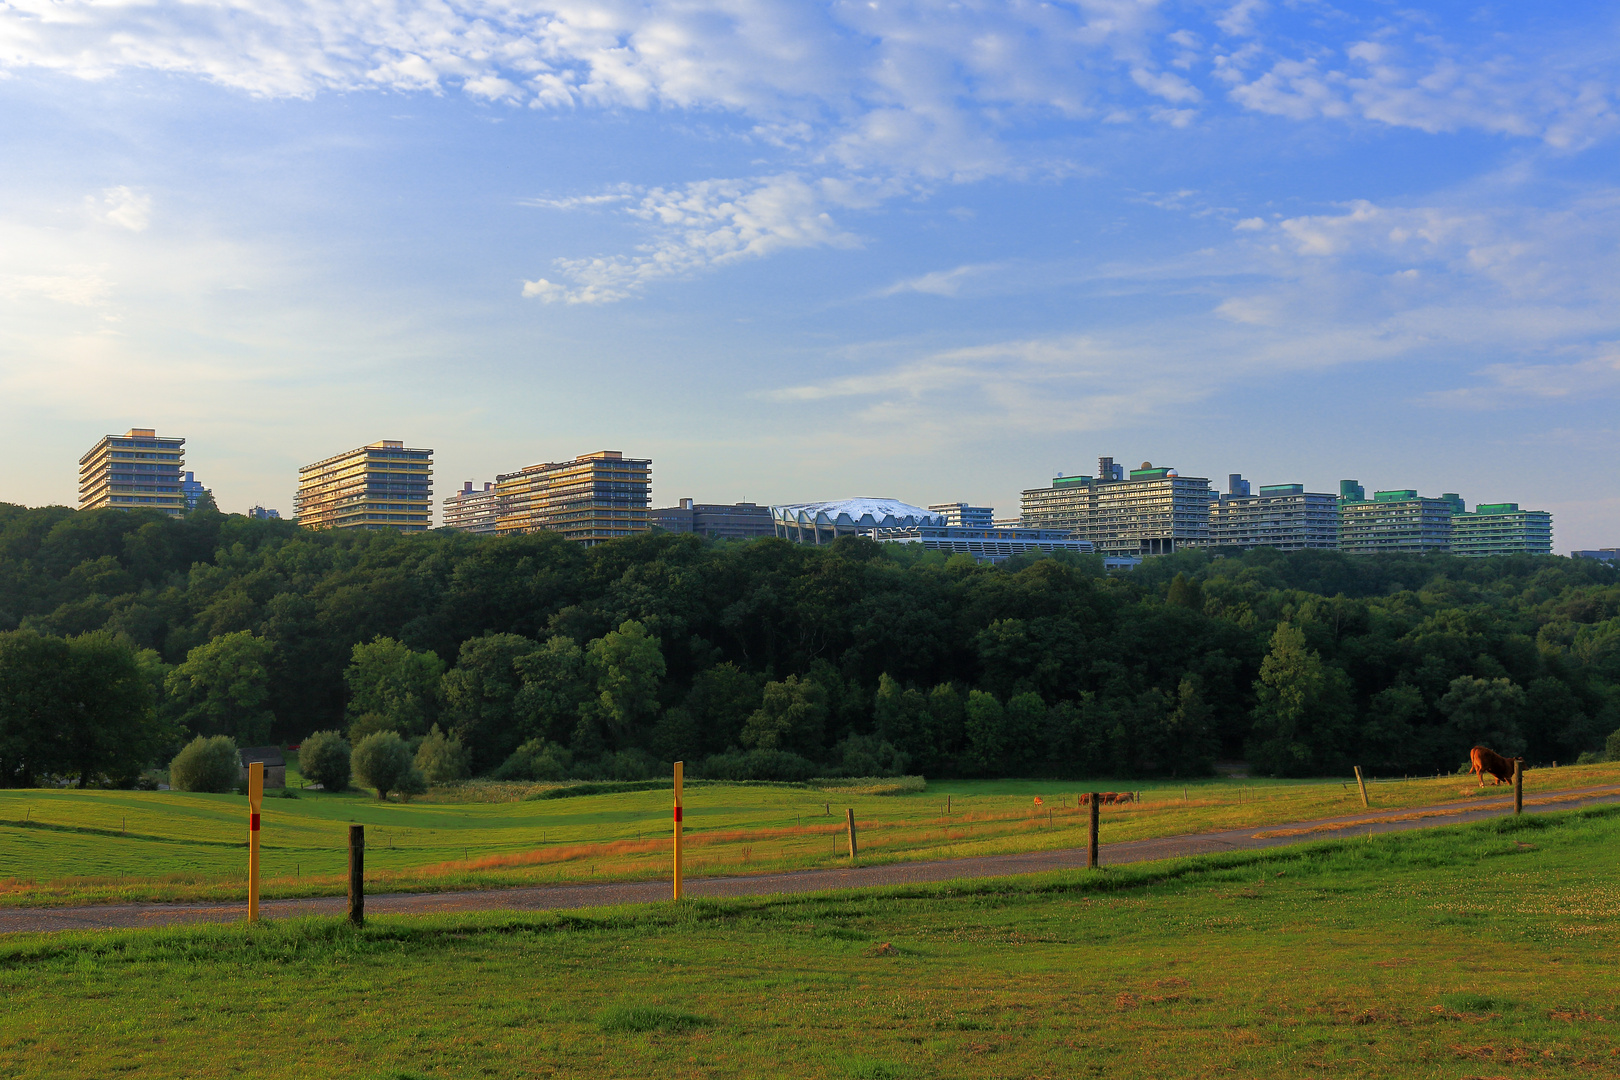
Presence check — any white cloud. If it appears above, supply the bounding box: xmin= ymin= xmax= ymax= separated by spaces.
xmin=523 ymin=173 xmax=870 ymax=303
xmin=92 ymin=186 xmax=151 ymax=232
xmin=876 ymin=263 xmax=1000 ymax=298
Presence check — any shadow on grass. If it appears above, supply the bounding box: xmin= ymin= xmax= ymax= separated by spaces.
xmin=597 ymin=1004 xmax=715 ymax=1033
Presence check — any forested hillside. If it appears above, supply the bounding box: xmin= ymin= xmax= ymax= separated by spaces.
xmin=1 ymin=501 xmax=1617 ymax=787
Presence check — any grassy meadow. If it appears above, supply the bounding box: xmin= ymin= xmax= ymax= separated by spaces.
xmin=2 ymin=805 xmax=1617 ymax=1078
xmin=3 ymin=760 xmax=1619 ymax=908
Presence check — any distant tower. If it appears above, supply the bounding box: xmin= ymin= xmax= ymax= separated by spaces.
xmin=1229 ymin=474 xmax=1251 ymax=498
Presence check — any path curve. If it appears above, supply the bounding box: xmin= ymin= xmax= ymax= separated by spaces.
xmin=5 ymin=783 xmax=1617 ymax=935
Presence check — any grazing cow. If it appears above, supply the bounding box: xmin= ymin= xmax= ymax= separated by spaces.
xmin=1470 ymin=745 xmax=1519 ymax=787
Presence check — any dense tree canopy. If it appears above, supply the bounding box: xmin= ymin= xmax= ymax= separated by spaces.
xmin=1 ymin=500 xmax=1617 ymax=786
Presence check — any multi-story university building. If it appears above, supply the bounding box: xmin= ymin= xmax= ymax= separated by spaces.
xmin=651 ymin=498 xmax=774 ymax=539
xmin=496 ymin=450 xmax=651 ymax=545
xmin=443 ymin=481 xmax=502 ymax=535
xmin=1450 ymin=503 xmax=1553 ymax=557
xmin=1207 ymin=475 xmax=1338 ymax=551
xmin=78 ymin=428 xmax=187 ymax=517
xmin=1021 ymin=456 xmax=1212 ymax=556
xmin=295 ymin=439 xmax=433 ymax=532
xmin=1336 ymin=482 xmax=1456 ymax=555
xmin=928 ymin=502 xmax=994 ymax=528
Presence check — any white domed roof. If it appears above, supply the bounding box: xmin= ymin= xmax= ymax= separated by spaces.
xmin=771 ymin=498 xmax=946 ymax=529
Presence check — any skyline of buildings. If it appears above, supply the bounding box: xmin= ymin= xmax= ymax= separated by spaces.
xmin=57 ymin=428 xmax=1585 ymax=558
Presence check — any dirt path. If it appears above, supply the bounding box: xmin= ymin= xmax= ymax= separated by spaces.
xmin=6 ymin=783 xmax=1617 ymax=936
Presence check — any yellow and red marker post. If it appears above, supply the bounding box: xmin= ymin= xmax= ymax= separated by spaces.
xmin=247 ymin=760 xmax=263 ymax=923
xmin=673 ymin=760 xmax=684 ymax=901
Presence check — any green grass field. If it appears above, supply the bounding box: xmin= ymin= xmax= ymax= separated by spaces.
xmin=4 ymin=761 xmax=1619 ymax=907
xmin=2 ymin=806 xmax=1617 ymax=1078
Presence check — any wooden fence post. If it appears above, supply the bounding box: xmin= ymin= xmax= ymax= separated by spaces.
xmin=1354 ymin=766 xmax=1369 ymax=809
xmin=1513 ymin=759 xmax=1523 ymax=815
xmin=247 ymin=761 xmax=263 ymax=924
xmin=348 ymin=824 xmax=365 ymax=926
xmin=845 ymin=808 xmax=858 ymax=862
xmin=1088 ymin=793 xmax=1100 ymax=869
xmin=673 ymin=761 xmax=684 ymax=900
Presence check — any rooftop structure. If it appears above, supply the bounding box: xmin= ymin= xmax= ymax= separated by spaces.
xmin=295 ymin=440 xmax=433 ymax=532
xmin=180 ymin=470 xmax=212 ymax=511
xmin=772 ymin=499 xmax=946 ymax=545
xmin=652 ymin=499 xmax=774 ymax=540
xmin=496 ymin=450 xmax=652 ymax=545
xmin=1450 ymin=503 xmax=1553 ymax=558
xmin=246 ymin=506 xmax=281 ymax=520
xmin=78 ymin=428 xmax=186 ymax=517
xmin=1207 ymin=477 xmax=1338 ymax=551
xmin=1021 ymin=458 xmax=1213 ymax=556
xmin=1572 ymin=548 xmax=1619 ymax=562
xmin=444 ymin=481 xmax=502 ymax=535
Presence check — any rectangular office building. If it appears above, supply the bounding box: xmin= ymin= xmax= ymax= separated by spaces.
xmin=1451 ymin=503 xmax=1553 ymax=557
xmin=497 ymin=450 xmax=651 ymax=545
xmin=928 ymin=502 xmax=995 ymax=528
xmin=1021 ymin=456 xmax=1213 ymax=556
xmin=296 ymin=440 xmax=433 ymax=532
xmin=78 ymin=428 xmax=187 ymax=517
xmin=443 ymin=481 xmax=502 ymax=535
xmin=1207 ymin=477 xmax=1338 ymax=550
xmin=1337 ymin=485 xmax=1453 ymax=554
xmin=652 ymin=498 xmax=773 ymax=539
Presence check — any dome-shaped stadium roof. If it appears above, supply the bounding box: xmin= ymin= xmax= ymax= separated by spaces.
xmin=771 ymin=498 xmax=946 ymax=529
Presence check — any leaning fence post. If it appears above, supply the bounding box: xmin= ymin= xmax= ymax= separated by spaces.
xmin=1088 ymin=793 xmax=1100 ymax=869
xmin=845 ymin=808 xmax=858 ymax=862
xmin=348 ymin=824 xmax=365 ymax=926
xmin=1353 ymin=766 xmax=1369 ymax=809
xmin=1513 ymin=759 xmax=1523 ymax=816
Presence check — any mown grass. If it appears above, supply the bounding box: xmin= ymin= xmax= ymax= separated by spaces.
xmin=3 ymin=760 xmax=1618 ymax=907
xmin=1 ymin=807 xmax=1617 ymax=1078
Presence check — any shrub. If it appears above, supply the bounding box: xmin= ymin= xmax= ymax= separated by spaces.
xmin=298 ymin=730 xmax=352 ymax=791
xmin=352 ymin=730 xmax=414 ymax=800
xmin=396 ymin=766 xmax=428 ymax=803
xmin=414 ymin=724 xmax=470 ymax=785
xmin=494 ymin=738 xmax=572 ymax=781
xmin=829 ymin=734 xmax=909 ymax=778
xmin=698 ymin=748 xmax=817 ymax=782
xmin=168 ymin=735 xmax=239 ymax=793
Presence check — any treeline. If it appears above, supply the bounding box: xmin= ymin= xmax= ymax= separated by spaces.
xmin=1 ymin=501 xmax=1618 ymax=787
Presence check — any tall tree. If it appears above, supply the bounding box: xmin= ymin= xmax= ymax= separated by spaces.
xmin=344 ymin=635 xmax=446 ymax=737
xmin=165 ymin=631 xmax=276 ymax=746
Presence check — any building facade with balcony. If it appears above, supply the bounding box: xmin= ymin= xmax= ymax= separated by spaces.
xmin=1021 ymin=456 xmax=1213 ymax=556
xmin=78 ymin=428 xmax=187 ymax=517
xmin=1337 ymin=486 xmax=1453 ymax=554
xmin=496 ymin=450 xmax=651 ymax=545
xmin=1207 ymin=477 xmax=1338 ymax=550
xmin=928 ymin=502 xmax=995 ymax=528
xmin=295 ymin=439 xmax=433 ymax=532
xmin=1450 ymin=503 xmax=1553 ymax=557
xmin=443 ymin=481 xmax=503 ymax=535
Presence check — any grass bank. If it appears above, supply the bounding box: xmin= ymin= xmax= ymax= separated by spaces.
xmin=2 ymin=807 xmax=1618 ymax=1078
xmin=3 ymin=761 xmax=1618 ymax=907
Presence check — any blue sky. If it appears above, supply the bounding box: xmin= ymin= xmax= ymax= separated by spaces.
xmin=1 ymin=1 xmax=1617 ymax=548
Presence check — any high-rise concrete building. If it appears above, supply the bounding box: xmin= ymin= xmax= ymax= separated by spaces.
xmin=78 ymin=428 xmax=187 ymax=517
xmin=246 ymin=506 xmax=281 ymax=520
xmin=1337 ymin=488 xmax=1453 ymax=554
xmin=295 ymin=439 xmax=433 ymax=532
xmin=1021 ymin=458 xmax=1213 ymax=556
xmin=1451 ymin=503 xmax=1553 ymax=557
xmin=443 ymin=481 xmax=502 ymax=535
xmin=496 ymin=450 xmax=651 ymax=545
xmin=1572 ymin=548 xmax=1619 ymax=562
xmin=928 ymin=502 xmax=995 ymax=528
xmin=1207 ymin=478 xmax=1338 ymax=550
xmin=651 ymin=498 xmax=774 ymax=539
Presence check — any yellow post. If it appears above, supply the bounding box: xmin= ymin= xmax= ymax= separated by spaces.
xmin=1353 ymin=765 xmax=1369 ymax=809
xmin=672 ymin=760 xmax=684 ymax=901
xmin=247 ymin=760 xmax=263 ymax=923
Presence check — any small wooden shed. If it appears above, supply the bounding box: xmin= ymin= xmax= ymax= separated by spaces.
xmin=239 ymin=746 xmax=287 ymax=789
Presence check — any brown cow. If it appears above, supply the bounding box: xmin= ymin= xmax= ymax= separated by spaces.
xmin=1470 ymin=745 xmax=1519 ymax=787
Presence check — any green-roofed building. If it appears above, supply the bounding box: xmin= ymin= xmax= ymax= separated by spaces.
xmin=1337 ymin=483 xmax=1454 ymax=554
xmin=1020 ymin=455 xmax=1213 ymax=556
xmin=1450 ymin=503 xmax=1553 ymax=557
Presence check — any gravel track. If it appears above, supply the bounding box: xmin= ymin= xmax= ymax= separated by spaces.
xmin=5 ymin=783 xmax=1617 ymax=936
